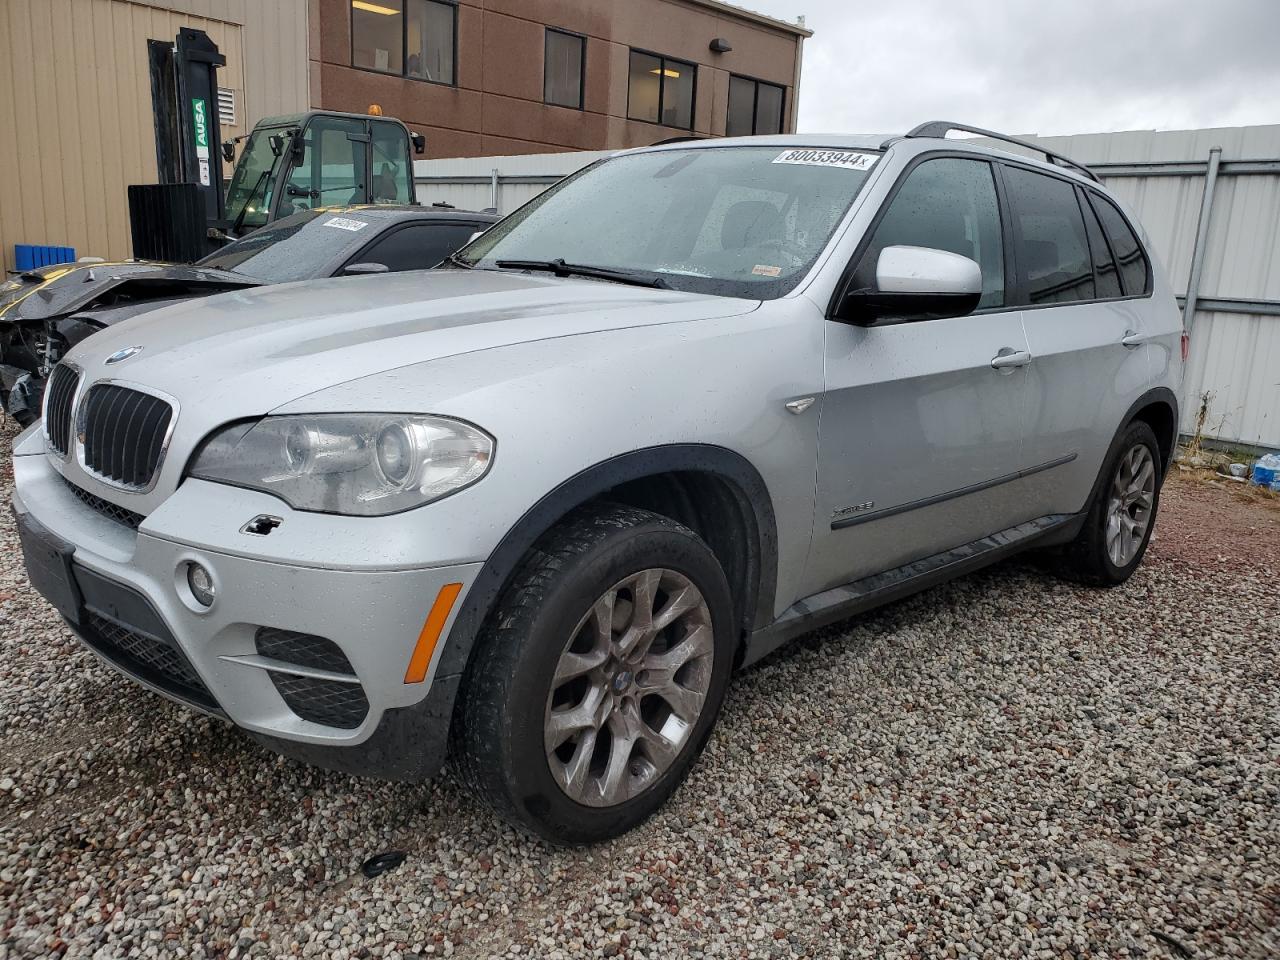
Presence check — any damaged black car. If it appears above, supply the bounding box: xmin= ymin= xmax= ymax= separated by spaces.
xmin=0 ymin=205 xmax=498 ymax=425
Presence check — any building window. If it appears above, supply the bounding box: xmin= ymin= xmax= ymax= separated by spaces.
xmin=351 ymin=0 xmax=455 ymax=85
xmin=627 ymin=50 xmax=695 ymax=129
xmin=726 ymin=75 xmax=784 ymax=136
xmin=544 ymin=29 xmax=585 ymax=109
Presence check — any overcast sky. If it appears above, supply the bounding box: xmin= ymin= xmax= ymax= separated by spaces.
xmin=744 ymin=0 xmax=1280 ymax=137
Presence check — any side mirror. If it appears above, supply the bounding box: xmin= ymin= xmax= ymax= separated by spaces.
xmin=834 ymin=245 xmax=983 ymax=326
xmin=410 ymin=132 xmax=426 ymax=155
xmin=268 ymin=134 xmax=285 ymax=158
xmin=466 ymin=230 xmax=485 ymax=244
xmin=342 ymin=262 xmax=390 ymax=275
xmin=221 ymin=139 xmax=236 ymax=163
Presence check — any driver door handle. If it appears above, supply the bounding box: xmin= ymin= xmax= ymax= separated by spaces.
xmin=990 ymin=348 xmax=1033 ymax=370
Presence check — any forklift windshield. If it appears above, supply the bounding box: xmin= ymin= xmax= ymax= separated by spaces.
xmin=223 ymin=126 xmax=287 ymax=231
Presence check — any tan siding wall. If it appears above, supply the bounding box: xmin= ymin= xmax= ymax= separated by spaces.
xmin=0 ymin=0 xmax=307 ymax=274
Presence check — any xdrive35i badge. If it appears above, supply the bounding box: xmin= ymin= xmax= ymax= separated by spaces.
xmin=105 ymin=345 xmax=143 ymax=364
xmin=832 ymin=501 xmax=875 ymax=521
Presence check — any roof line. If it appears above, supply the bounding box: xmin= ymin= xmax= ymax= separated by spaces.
xmin=679 ymin=0 xmax=813 ymax=37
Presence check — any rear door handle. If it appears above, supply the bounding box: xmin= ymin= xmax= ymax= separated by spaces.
xmin=990 ymin=348 xmax=1032 ymax=370
xmin=1121 ymin=330 xmax=1145 ymax=348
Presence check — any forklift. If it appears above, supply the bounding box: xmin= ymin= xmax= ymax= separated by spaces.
xmin=132 ymin=27 xmax=426 ymax=262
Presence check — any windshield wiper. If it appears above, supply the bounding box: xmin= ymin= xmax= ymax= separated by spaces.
xmin=444 ymin=251 xmax=474 ymax=270
xmin=495 ymin=259 xmax=668 ymax=289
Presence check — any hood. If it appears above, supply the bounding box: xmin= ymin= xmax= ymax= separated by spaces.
xmin=66 ymin=268 xmax=758 ymax=431
xmin=0 ymin=261 xmax=261 ymax=324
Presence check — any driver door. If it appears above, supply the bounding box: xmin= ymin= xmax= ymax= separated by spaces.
xmin=802 ymin=156 xmax=1037 ymax=593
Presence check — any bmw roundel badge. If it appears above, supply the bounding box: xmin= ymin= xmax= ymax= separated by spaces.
xmin=105 ymin=345 xmax=143 ymax=364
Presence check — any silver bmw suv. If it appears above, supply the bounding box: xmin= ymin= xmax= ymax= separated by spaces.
xmin=12 ymin=123 xmax=1183 ymax=843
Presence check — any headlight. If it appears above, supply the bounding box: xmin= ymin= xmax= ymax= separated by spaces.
xmin=190 ymin=414 xmax=494 ymax=516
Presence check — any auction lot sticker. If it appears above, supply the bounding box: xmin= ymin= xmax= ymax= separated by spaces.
xmin=323 ymin=217 xmax=370 ymax=232
xmin=772 ymin=149 xmax=877 ymax=171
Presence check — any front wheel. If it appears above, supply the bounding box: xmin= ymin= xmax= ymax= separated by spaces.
xmin=453 ymin=504 xmax=735 ymax=844
xmin=1058 ymin=421 xmax=1162 ymax=585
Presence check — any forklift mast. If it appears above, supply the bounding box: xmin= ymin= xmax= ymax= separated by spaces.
xmin=131 ymin=28 xmax=425 ymax=263
xmin=147 ymin=28 xmax=226 ymax=224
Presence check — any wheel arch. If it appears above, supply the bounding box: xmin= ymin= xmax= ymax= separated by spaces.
xmin=438 ymin=443 xmax=779 ymax=690
xmin=1122 ymin=387 xmax=1179 ymax=477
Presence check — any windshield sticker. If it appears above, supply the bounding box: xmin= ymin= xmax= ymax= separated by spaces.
xmin=771 ymin=149 xmax=877 ymax=171
xmin=752 ymin=264 xmax=782 ymax=278
xmin=322 ymin=217 xmax=370 ymax=232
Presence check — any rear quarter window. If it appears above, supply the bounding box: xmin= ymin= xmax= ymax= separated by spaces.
xmin=1087 ymin=193 xmax=1151 ymax=296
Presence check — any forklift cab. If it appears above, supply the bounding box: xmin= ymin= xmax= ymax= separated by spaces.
xmin=221 ymin=111 xmax=423 ymax=239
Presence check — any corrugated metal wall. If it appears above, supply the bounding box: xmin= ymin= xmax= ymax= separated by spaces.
xmin=0 ymin=0 xmax=308 ymax=274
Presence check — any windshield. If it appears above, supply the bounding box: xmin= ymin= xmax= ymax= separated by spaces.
xmin=457 ymin=146 xmax=880 ymax=299
xmin=197 ymin=210 xmax=372 ymax=282
xmin=224 ymin=127 xmax=288 ymax=230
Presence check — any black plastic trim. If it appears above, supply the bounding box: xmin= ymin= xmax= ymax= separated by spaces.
xmin=831 ymin=453 xmax=1078 ymax=530
xmin=745 ymin=512 xmax=1084 ymax=666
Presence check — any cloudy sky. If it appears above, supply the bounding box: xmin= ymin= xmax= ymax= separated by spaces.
xmin=743 ymin=0 xmax=1280 ymax=137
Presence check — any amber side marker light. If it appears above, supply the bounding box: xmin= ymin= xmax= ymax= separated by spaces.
xmin=405 ymin=583 xmax=463 ymax=683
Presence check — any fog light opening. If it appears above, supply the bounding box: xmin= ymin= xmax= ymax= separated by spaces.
xmin=187 ymin=562 xmax=216 ymax=607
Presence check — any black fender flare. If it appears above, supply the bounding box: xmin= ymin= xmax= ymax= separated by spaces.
xmin=443 ymin=443 xmax=779 ymax=675
xmin=1120 ymin=386 xmax=1180 ymax=478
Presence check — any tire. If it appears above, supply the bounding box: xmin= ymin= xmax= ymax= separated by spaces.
xmin=1058 ymin=421 xmax=1162 ymax=586
xmin=453 ymin=503 xmax=735 ymax=844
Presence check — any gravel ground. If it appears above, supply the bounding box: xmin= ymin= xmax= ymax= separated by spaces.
xmin=1 ymin=423 xmax=1278 ymax=959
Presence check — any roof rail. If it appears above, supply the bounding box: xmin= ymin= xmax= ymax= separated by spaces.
xmin=899 ymin=121 xmax=1100 ymax=182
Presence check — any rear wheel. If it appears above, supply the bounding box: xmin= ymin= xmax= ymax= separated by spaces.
xmin=454 ymin=504 xmax=734 ymax=844
xmin=1058 ymin=421 xmax=1162 ymax=585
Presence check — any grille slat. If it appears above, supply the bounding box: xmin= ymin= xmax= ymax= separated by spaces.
xmin=44 ymin=364 xmax=79 ymax=456
xmin=63 ymin=477 xmax=145 ymax=529
xmin=80 ymin=384 xmax=173 ymax=489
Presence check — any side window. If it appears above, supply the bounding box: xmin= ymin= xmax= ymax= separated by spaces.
xmin=852 ymin=157 xmax=1005 ymax=310
xmin=370 ymin=121 xmax=412 ymax=203
xmin=1003 ymin=167 xmax=1095 ymax=305
xmin=1088 ymin=193 xmax=1150 ymax=296
xmin=1078 ymin=190 xmax=1123 ymax=299
xmin=351 ymin=222 xmax=481 ymax=272
xmin=285 ymin=117 xmax=367 ymax=211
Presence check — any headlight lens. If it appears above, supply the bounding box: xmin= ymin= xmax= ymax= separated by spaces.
xmin=190 ymin=414 xmax=493 ymax=516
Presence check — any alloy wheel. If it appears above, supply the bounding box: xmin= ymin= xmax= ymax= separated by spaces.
xmin=543 ymin=568 xmax=714 ymax=807
xmin=1105 ymin=443 xmax=1156 ymax=567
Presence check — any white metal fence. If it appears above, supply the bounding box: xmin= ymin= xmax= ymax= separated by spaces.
xmin=417 ymin=126 xmax=1280 ymax=450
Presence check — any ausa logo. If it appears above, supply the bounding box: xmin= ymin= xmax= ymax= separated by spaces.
xmin=105 ymin=345 xmax=143 ymax=364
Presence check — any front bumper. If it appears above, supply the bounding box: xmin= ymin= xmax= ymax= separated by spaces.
xmin=11 ymin=446 xmax=481 ymax=782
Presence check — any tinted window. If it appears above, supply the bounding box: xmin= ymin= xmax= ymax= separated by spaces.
xmin=627 ymin=51 xmax=694 ymax=129
xmin=1088 ymin=193 xmax=1150 ymax=296
xmin=198 ymin=211 xmax=369 ymax=283
xmin=726 ymin=76 xmax=785 ymax=136
xmin=408 ymin=0 xmax=455 ymax=84
xmin=853 ymin=157 xmax=1005 ymax=309
xmin=545 ymin=29 xmax=585 ymax=109
xmin=1079 ymin=191 xmax=1122 ymax=299
xmin=1004 ymin=167 xmax=1094 ymax=305
xmin=353 ymin=222 xmax=481 ymax=272
xmin=354 ymin=0 xmax=455 ymax=84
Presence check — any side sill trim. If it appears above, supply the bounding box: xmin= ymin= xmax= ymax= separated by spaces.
xmin=742 ymin=511 xmax=1083 ymax=668
xmin=831 ymin=452 xmax=1078 ymax=530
